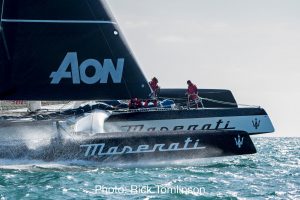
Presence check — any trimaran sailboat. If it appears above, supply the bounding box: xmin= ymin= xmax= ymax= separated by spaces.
xmin=0 ymin=0 xmax=274 ymax=163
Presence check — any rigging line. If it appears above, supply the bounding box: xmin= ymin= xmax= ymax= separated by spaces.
xmin=1 ymin=30 xmax=10 ymax=60
xmin=200 ymin=97 xmax=238 ymax=106
xmin=158 ymin=96 xmax=258 ymax=108
xmin=201 ymin=97 xmax=259 ymax=108
xmin=85 ymin=1 xmax=115 ymax=57
xmin=85 ymin=1 xmax=132 ymax=99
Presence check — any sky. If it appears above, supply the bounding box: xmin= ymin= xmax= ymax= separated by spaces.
xmin=107 ymin=0 xmax=300 ymax=137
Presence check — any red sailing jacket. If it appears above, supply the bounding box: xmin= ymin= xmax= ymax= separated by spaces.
xmin=187 ymin=83 xmax=198 ymax=101
xmin=149 ymin=81 xmax=159 ymax=97
xmin=149 ymin=81 xmax=159 ymax=92
xmin=187 ymin=84 xmax=198 ymax=95
xmin=129 ymin=98 xmax=143 ymax=109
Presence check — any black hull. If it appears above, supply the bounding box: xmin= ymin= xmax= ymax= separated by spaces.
xmin=0 ymin=130 xmax=256 ymax=164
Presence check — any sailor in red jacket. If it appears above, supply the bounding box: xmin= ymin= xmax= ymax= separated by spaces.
xmin=186 ymin=80 xmax=200 ymax=108
xmin=149 ymin=77 xmax=160 ymax=97
xmin=129 ymin=98 xmax=143 ymax=109
xmin=145 ymin=77 xmax=160 ymax=107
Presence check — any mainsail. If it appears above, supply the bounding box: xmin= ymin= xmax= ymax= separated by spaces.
xmin=0 ymin=0 xmax=151 ymax=100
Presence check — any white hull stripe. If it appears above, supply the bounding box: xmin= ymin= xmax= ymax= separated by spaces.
xmin=1 ymin=19 xmax=117 ymax=25
xmin=104 ymin=115 xmax=275 ymax=134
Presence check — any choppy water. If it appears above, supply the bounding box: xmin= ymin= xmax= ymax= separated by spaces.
xmin=0 ymin=137 xmax=299 ymax=200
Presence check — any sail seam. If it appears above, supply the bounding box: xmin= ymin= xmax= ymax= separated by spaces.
xmin=1 ymin=19 xmax=117 ymax=24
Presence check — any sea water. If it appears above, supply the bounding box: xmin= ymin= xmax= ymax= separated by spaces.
xmin=0 ymin=137 xmax=299 ymax=200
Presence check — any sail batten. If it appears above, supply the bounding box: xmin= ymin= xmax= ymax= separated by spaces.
xmin=0 ymin=0 xmax=151 ymax=100
xmin=1 ymin=19 xmax=118 ymax=24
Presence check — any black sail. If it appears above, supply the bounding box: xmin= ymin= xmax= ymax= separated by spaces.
xmin=0 ymin=0 xmax=151 ymax=100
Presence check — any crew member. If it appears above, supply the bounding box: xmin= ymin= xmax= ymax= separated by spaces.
xmin=145 ymin=77 xmax=160 ymax=107
xmin=149 ymin=77 xmax=160 ymax=97
xmin=129 ymin=98 xmax=143 ymax=109
xmin=186 ymin=80 xmax=200 ymax=108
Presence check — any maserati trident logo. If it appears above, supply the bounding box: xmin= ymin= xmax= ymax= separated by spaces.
xmin=234 ymin=134 xmax=244 ymax=148
xmin=252 ymin=118 xmax=261 ymax=129
xmin=50 ymin=52 xmax=124 ymax=84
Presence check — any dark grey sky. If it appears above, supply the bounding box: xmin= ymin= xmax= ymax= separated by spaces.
xmin=108 ymin=0 xmax=300 ymax=136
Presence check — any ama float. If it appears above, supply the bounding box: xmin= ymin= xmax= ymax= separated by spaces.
xmin=0 ymin=0 xmax=274 ymax=164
